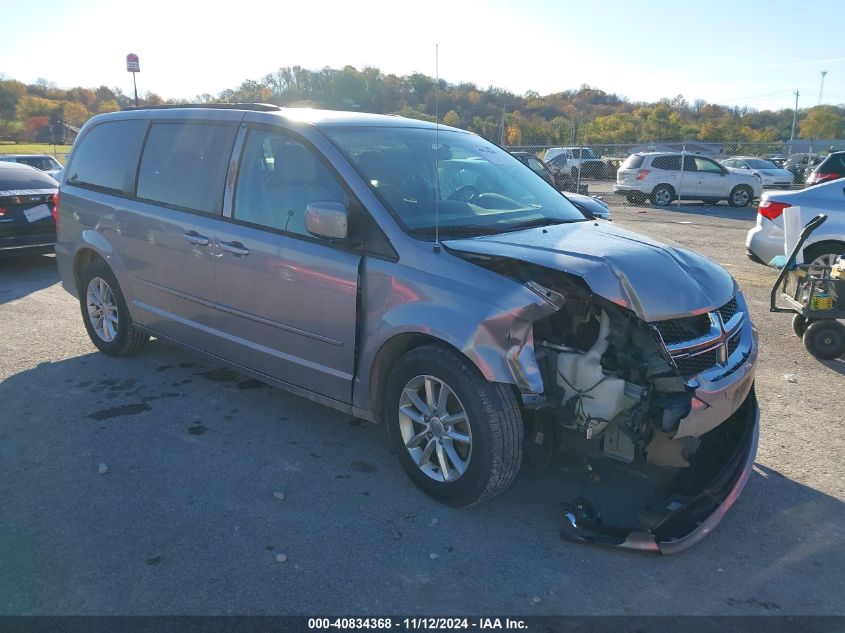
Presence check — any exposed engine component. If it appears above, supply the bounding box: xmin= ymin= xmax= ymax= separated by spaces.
xmin=554 ymin=310 xmax=644 ymax=440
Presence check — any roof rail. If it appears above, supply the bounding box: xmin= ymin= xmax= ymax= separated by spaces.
xmin=124 ymin=103 xmax=281 ymax=112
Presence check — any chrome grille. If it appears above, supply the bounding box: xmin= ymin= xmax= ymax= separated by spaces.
xmin=718 ymin=297 xmax=738 ymax=323
xmin=675 ymin=350 xmax=720 ymax=378
xmin=653 ymin=295 xmax=746 ymax=379
xmin=654 ymin=314 xmax=711 ymax=344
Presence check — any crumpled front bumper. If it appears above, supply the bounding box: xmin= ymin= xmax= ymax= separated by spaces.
xmin=560 ymin=386 xmax=759 ymax=554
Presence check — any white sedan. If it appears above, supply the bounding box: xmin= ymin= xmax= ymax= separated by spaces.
xmin=746 ymin=178 xmax=845 ymax=267
xmin=722 ymin=157 xmax=794 ymax=188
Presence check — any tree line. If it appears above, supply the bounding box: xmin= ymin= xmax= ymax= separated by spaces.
xmin=2 ymin=66 xmax=843 ymax=146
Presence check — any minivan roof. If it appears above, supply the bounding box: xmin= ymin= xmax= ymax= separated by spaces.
xmin=90 ymin=103 xmax=464 ymax=132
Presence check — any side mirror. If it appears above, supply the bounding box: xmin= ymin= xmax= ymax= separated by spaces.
xmin=305 ymin=202 xmax=348 ymax=240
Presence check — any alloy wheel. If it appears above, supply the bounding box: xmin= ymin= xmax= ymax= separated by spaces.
xmin=86 ymin=277 xmax=119 ymax=342
xmin=398 ymin=375 xmax=472 ymax=483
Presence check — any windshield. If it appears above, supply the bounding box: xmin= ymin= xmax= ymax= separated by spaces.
xmin=575 ymin=148 xmax=597 ymax=159
xmin=325 ymin=126 xmax=586 ymax=238
xmin=745 ymin=159 xmax=777 ymax=169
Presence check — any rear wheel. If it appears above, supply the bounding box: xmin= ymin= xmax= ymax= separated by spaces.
xmin=384 ymin=345 xmax=523 ymax=507
xmin=728 ymin=185 xmax=753 ymax=207
xmin=803 ymin=320 xmax=845 ymax=360
xmin=79 ymin=259 xmax=150 ymax=356
xmin=651 ymin=185 xmax=674 ymax=206
xmin=792 ymin=314 xmax=814 ymax=337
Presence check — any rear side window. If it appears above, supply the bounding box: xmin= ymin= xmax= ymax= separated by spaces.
xmin=651 ymin=155 xmax=682 ymax=170
xmin=67 ymin=120 xmax=147 ymax=193
xmin=621 ymin=155 xmax=644 ymax=169
xmin=137 ymin=122 xmax=238 ymax=214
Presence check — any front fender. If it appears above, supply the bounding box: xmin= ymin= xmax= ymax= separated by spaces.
xmin=354 ymin=258 xmax=556 ymax=416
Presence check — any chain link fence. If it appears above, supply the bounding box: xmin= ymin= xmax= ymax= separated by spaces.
xmin=506 ymin=140 xmax=845 ymax=204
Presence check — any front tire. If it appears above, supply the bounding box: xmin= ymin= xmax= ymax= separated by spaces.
xmin=728 ymin=185 xmax=753 ymax=207
xmin=384 ymin=345 xmax=523 ymax=507
xmin=79 ymin=259 xmax=150 ymax=356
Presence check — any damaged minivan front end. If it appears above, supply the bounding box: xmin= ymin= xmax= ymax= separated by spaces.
xmin=445 ymin=221 xmax=759 ymax=553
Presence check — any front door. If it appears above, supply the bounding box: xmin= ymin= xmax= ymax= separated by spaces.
xmin=694 ymin=156 xmax=727 ymax=198
xmin=211 ymin=127 xmax=361 ymax=403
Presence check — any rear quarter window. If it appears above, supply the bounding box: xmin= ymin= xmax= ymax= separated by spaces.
xmin=651 ymin=155 xmax=682 ymax=170
xmin=136 ymin=122 xmax=238 ymax=214
xmin=621 ymin=155 xmax=644 ymax=169
xmin=67 ymin=120 xmax=147 ymax=193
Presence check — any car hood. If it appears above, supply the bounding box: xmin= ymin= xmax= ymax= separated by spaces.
xmin=443 ymin=221 xmax=735 ymax=322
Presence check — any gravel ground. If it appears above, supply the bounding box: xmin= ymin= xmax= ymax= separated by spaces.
xmin=0 ymin=193 xmax=843 ymax=616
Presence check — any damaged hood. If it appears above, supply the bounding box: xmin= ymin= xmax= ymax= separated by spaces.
xmin=443 ymin=221 xmax=736 ymax=322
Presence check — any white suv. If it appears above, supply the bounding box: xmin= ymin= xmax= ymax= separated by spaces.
xmin=615 ymin=152 xmax=761 ymax=207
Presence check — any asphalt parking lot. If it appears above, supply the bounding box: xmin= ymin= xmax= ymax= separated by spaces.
xmin=1 ymin=192 xmax=843 ymax=616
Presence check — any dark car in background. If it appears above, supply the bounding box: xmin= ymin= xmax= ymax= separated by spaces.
xmin=510 ymin=151 xmax=556 ymax=186
xmin=510 ymin=152 xmax=607 ymax=218
xmin=806 ymin=151 xmax=845 ymax=186
xmin=0 ymin=162 xmax=58 ymax=256
xmin=0 ymin=154 xmax=64 ymax=179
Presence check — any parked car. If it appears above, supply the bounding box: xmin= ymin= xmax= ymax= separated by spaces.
xmin=805 ymin=151 xmax=845 ymax=186
xmin=55 ymin=105 xmax=759 ymax=552
xmin=509 ymin=151 xmax=556 ymax=186
xmin=543 ymin=147 xmax=606 ymax=179
xmin=509 ymin=152 xmax=598 ymax=206
xmin=746 ymin=178 xmax=845 ymax=268
xmin=0 ymin=154 xmax=63 ymax=179
xmin=720 ymin=157 xmax=795 ymax=188
xmin=784 ymin=153 xmax=824 ymax=183
xmin=564 ymin=192 xmax=611 ymax=221
xmin=0 ymin=162 xmax=58 ymax=257
xmin=615 ymin=152 xmax=761 ymax=207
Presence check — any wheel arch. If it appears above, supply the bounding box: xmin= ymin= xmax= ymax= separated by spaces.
xmin=802 ymin=239 xmax=845 ymax=261
xmin=652 ymin=183 xmax=676 ymax=197
xmin=367 ymin=332 xmax=512 ymax=423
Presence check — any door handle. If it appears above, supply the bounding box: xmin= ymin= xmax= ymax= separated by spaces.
xmin=218 ymin=240 xmax=250 ymax=257
xmin=183 ymin=231 xmax=210 ymax=246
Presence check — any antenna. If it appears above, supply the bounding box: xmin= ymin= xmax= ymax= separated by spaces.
xmin=434 ymin=43 xmax=441 ymax=253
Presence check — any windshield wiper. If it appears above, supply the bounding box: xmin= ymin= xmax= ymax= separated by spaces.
xmin=501 ymin=217 xmax=586 ymax=232
xmin=408 ymin=224 xmax=504 ymax=238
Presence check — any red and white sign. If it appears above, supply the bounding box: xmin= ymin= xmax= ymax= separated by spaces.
xmin=126 ymin=53 xmax=140 ymax=73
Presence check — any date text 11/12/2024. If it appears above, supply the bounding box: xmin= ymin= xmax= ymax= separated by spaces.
xmin=307 ymin=618 xmax=528 ymax=630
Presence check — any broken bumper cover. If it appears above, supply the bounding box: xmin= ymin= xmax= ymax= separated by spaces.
xmin=561 ymin=386 xmax=760 ymax=554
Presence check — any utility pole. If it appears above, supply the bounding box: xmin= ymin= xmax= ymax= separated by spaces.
xmin=818 ymin=70 xmax=828 ymax=105
xmin=788 ymin=90 xmax=799 ymax=157
xmin=499 ymin=101 xmax=506 ymax=146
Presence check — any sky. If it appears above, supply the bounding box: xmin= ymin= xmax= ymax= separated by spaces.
xmin=1 ymin=0 xmax=844 ymax=111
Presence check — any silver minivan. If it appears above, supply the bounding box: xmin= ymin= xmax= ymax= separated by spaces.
xmin=55 ymin=105 xmax=759 ymax=552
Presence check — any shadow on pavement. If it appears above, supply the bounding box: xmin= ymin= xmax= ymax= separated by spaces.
xmin=0 ymin=254 xmax=59 ymax=305
xmin=0 ymin=345 xmax=843 ymax=615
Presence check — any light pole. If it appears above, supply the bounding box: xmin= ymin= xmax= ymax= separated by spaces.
xmin=788 ymin=90 xmax=799 ymax=157
xmin=818 ymin=70 xmax=828 ymax=105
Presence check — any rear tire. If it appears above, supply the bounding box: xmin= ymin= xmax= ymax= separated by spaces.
xmin=651 ymin=185 xmax=674 ymax=206
xmin=792 ymin=314 xmax=813 ymax=338
xmin=384 ymin=345 xmax=523 ymax=507
xmin=728 ymin=185 xmax=753 ymax=207
xmin=78 ymin=259 xmax=150 ymax=356
xmin=803 ymin=320 xmax=845 ymax=360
